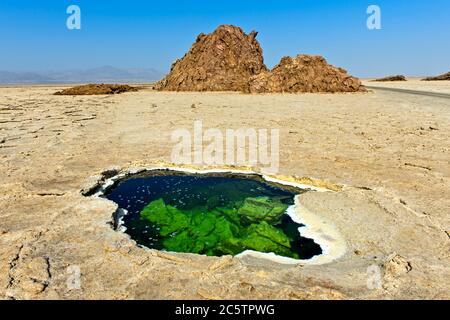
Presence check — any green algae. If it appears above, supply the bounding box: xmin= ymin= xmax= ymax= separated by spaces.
xmin=140 ymin=198 xmax=299 ymax=259
xmin=106 ymin=173 xmax=323 ymax=260
xmin=238 ymin=196 xmax=288 ymax=225
xmin=140 ymin=198 xmax=190 ymax=237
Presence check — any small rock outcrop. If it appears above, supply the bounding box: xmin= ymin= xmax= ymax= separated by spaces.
xmin=372 ymin=75 xmax=407 ymax=82
xmin=422 ymin=71 xmax=450 ymax=81
xmin=247 ymin=55 xmax=366 ymax=93
xmin=55 ymin=84 xmax=139 ymax=95
xmin=154 ymin=25 xmax=267 ymax=92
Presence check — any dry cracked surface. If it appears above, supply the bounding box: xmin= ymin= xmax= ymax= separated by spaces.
xmin=0 ymin=84 xmax=449 ymax=300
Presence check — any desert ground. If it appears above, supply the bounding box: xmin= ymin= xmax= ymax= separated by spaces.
xmin=0 ymin=81 xmax=449 ymax=299
xmin=365 ymin=78 xmax=450 ymax=94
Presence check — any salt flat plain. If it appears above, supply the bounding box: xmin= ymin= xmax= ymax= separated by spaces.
xmin=0 ymin=84 xmax=449 ymax=299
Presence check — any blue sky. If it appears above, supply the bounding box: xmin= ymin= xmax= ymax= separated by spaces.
xmin=0 ymin=0 xmax=449 ymax=77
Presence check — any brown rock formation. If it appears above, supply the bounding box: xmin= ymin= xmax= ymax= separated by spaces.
xmin=247 ymin=55 xmax=366 ymax=93
xmin=154 ymin=25 xmax=267 ymax=92
xmin=422 ymin=71 xmax=450 ymax=81
xmin=55 ymin=84 xmax=139 ymax=95
xmin=372 ymin=75 xmax=407 ymax=82
xmin=155 ymin=25 xmax=365 ymax=93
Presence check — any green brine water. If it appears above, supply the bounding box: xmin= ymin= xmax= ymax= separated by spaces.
xmin=105 ymin=171 xmax=322 ymax=260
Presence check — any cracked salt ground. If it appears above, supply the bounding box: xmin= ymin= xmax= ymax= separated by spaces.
xmin=2 ymin=84 xmax=449 ymax=299
xmin=103 ymin=171 xmax=323 ymax=260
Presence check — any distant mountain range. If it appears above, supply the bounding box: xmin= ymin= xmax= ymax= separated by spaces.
xmin=0 ymin=66 xmax=163 ymax=84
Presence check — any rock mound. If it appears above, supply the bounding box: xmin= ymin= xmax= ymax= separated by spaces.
xmin=247 ymin=55 xmax=366 ymax=93
xmin=55 ymin=84 xmax=139 ymax=95
xmin=372 ymin=75 xmax=407 ymax=82
xmin=154 ymin=25 xmax=267 ymax=92
xmin=156 ymin=25 xmax=365 ymax=93
xmin=422 ymin=71 xmax=450 ymax=81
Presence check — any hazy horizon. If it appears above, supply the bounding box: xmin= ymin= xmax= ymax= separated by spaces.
xmin=1 ymin=0 xmax=449 ymax=78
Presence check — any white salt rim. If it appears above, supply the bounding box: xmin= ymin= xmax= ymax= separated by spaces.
xmin=94 ymin=166 xmax=347 ymax=265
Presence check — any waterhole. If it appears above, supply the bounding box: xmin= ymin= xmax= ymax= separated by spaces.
xmin=104 ymin=170 xmax=322 ymax=260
